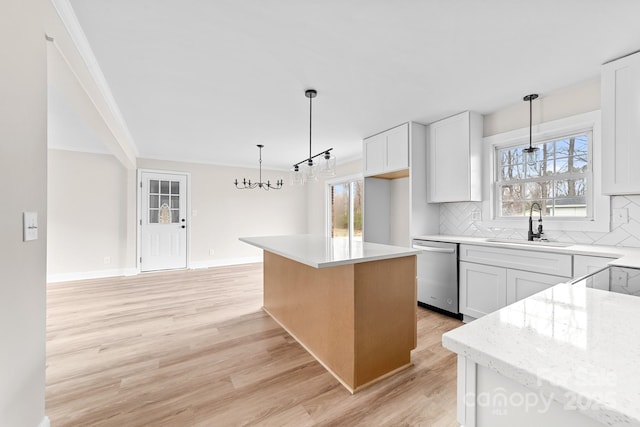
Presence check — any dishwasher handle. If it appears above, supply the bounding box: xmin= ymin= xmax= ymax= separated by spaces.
xmin=412 ymin=244 xmax=456 ymax=254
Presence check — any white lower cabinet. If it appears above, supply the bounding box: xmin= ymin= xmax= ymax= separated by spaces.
xmin=457 ymin=356 xmax=606 ymax=427
xmin=459 ymin=244 xmax=572 ymax=320
xmin=506 ymin=269 xmax=568 ymax=305
xmin=573 ymin=254 xmax=614 ymax=278
xmin=459 ymin=261 xmax=507 ymax=319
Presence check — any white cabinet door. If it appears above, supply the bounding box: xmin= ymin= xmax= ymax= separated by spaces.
xmin=573 ymin=254 xmax=614 ymax=278
xmin=385 ymin=123 xmax=409 ymax=172
xmin=363 ymin=133 xmax=386 ymax=176
xmin=460 ymin=261 xmax=507 ymax=319
xmin=602 ymin=51 xmax=640 ymax=194
xmin=506 ymin=270 xmax=567 ymax=305
xmin=427 ymin=111 xmax=482 ymax=203
xmin=363 ymin=123 xmax=409 ymax=177
xmin=459 ymin=244 xmax=572 ymax=278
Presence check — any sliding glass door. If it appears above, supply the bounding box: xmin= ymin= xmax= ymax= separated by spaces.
xmin=328 ymin=178 xmax=363 ymax=244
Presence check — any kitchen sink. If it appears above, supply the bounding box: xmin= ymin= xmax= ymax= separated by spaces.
xmin=485 ymin=238 xmax=574 ymax=248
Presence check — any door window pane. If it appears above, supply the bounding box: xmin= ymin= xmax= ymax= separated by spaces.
xmin=150 ymin=180 xmax=159 ymax=194
xmin=149 ymin=177 xmax=181 ymax=225
xmin=159 ymin=203 xmax=171 ymax=224
xmin=149 ymin=195 xmax=159 ymax=208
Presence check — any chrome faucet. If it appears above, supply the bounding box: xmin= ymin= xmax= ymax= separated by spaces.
xmin=528 ymin=202 xmax=544 ymax=241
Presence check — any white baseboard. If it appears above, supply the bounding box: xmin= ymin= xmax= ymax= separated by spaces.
xmin=47 ymin=258 xmax=261 ymax=283
xmin=38 ymin=416 xmax=50 ymax=427
xmin=47 ymin=267 xmax=137 ymax=283
xmin=190 ymin=256 xmax=262 ymax=269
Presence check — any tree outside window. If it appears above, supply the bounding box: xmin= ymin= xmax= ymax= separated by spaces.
xmin=330 ymin=179 xmax=363 ymax=242
xmin=497 ymin=133 xmax=590 ymax=218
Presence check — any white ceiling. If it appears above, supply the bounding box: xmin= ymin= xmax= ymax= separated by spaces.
xmin=63 ymin=0 xmax=640 ymax=170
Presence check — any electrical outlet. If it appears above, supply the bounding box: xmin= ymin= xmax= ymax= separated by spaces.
xmin=612 ymin=270 xmax=628 ymax=288
xmin=103 ymin=256 xmax=111 ymax=265
xmin=209 ymin=249 xmax=215 ymax=256
xmin=471 ymin=210 xmax=482 ymax=221
xmin=613 ymin=208 xmax=629 ymax=224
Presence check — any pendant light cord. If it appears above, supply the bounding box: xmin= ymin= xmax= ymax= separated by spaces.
xmin=523 ymin=93 xmax=538 ymax=151
xmin=529 ymin=95 xmax=533 ymax=149
xmin=259 ymin=145 xmax=262 ymax=183
xmin=308 ymin=93 xmax=313 ymax=165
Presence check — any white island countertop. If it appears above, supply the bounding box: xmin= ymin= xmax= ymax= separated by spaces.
xmin=442 ymin=282 xmax=640 ymax=426
xmin=240 ymin=235 xmax=419 ymax=268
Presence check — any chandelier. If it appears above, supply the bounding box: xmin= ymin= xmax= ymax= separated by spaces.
xmin=234 ymin=144 xmax=283 ymax=191
xmin=290 ymin=89 xmax=336 ymax=185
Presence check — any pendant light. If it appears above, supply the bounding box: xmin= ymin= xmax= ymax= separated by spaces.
xmin=234 ymin=145 xmax=283 ymax=190
xmin=522 ymin=94 xmax=539 ymax=166
xmin=290 ymin=89 xmax=336 ymax=184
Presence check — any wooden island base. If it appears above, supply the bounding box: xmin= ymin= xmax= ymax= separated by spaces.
xmin=263 ymin=251 xmax=417 ymax=393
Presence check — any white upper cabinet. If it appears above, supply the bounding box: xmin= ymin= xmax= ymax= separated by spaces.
xmin=363 ymin=132 xmax=386 ymax=176
xmin=363 ymin=123 xmax=409 ymax=177
xmin=602 ymin=51 xmax=640 ymax=195
xmin=427 ymin=111 xmax=482 ymax=203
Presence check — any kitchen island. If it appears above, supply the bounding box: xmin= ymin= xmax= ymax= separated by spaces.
xmin=240 ymin=235 xmax=419 ymax=393
xmin=443 ymin=280 xmax=640 ymax=427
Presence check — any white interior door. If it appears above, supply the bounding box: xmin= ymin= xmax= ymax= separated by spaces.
xmin=140 ymin=171 xmax=188 ymax=272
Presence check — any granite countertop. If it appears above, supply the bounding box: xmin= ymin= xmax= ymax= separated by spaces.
xmin=240 ymin=234 xmax=418 ymax=268
xmin=442 ymin=281 xmax=640 ymax=426
xmin=413 ymin=234 xmax=640 ymax=268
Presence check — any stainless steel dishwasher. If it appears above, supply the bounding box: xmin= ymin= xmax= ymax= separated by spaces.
xmin=412 ymin=239 xmax=460 ymax=318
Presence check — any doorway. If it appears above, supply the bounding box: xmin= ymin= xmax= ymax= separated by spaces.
xmin=326 ymin=175 xmax=363 ymax=244
xmin=138 ymin=170 xmax=189 ymax=272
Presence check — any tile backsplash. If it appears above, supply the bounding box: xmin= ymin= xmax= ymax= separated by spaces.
xmin=440 ymin=195 xmax=640 ymax=248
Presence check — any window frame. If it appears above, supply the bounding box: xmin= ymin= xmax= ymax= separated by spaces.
xmin=481 ymin=110 xmax=610 ymax=233
xmin=494 ymin=130 xmax=593 ymax=220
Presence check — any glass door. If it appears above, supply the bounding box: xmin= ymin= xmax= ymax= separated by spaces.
xmin=329 ymin=178 xmax=363 ymax=244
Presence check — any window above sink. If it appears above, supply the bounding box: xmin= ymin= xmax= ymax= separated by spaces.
xmin=496 ymin=132 xmax=590 ymax=220
xmin=480 ymin=111 xmax=610 ymax=233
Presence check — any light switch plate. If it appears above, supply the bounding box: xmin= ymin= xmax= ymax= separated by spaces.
xmin=23 ymin=211 xmax=38 ymax=241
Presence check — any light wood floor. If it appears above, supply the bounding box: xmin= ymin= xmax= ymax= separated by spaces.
xmin=46 ymin=263 xmax=463 ymax=426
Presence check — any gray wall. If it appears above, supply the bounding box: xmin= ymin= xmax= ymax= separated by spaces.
xmin=0 ymin=0 xmax=47 ymax=425
xmin=47 ymin=150 xmax=130 ymax=278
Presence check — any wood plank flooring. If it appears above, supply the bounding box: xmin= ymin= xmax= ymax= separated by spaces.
xmin=46 ymin=263 xmax=463 ymax=426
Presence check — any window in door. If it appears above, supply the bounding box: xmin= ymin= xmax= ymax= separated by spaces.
xmin=328 ymin=178 xmax=363 ymax=243
xmin=148 ymin=179 xmax=181 ymax=224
